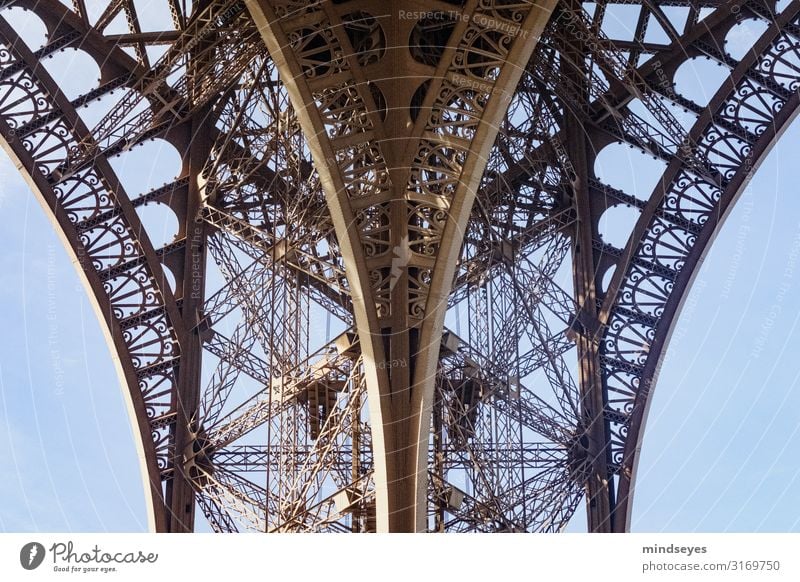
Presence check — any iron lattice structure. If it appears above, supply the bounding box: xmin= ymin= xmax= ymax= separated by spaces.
xmin=1 ymin=0 xmax=798 ymax=532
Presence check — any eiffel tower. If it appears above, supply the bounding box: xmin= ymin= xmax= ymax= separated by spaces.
xmin=1 ymin=0 xmax=797 ymax=532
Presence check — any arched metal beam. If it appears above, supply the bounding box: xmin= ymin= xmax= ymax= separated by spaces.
xmin=0 ymin=0 xmax=191 ymax=531
xmin=596 ymin=0 xmax=800 ymax=530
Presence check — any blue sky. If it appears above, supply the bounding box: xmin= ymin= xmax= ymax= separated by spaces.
xmin=0 ymin=164 xmax=147 ymax=532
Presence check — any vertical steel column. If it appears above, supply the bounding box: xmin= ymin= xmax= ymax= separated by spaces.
xmin=165 ymin=8 xmax=215 ymax=528
xmin=166 ymin=119 xmax=210 ymax=532
xmin=561 ymin=1 xmax=614 ymax=531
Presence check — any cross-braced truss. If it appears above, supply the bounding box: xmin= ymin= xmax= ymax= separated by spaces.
xmin=0 ymin=0 xmax=798 ymax=532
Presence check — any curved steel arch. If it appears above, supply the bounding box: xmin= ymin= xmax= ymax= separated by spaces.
xmin=598 ymin=0 xmax=800 ymax=530
xmin=0 ymin=0 xmax=187 ymax=531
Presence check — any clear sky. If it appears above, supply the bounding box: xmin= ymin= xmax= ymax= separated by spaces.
xmin=2 ymin=22 xmax=800 ymax=533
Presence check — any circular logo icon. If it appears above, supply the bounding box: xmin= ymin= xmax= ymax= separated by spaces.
xmin=19 ymin=542 xmax=45 ymax=570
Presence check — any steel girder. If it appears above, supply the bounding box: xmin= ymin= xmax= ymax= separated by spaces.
xmin=245 ymin=0 xmax=558 ymax=532
xmin=596 ymin=0 xmax=800 ymax=531
xmin=0 ymin=0 xmax=188 ymax=531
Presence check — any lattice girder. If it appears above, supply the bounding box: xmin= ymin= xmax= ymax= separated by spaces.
xmin=0 ymin=0 xmax=190 ymax=531
xmin=596 ymin=0 xmax=800 ymax=530
xmin=246 ymin=0 xmax=558 ymax=531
